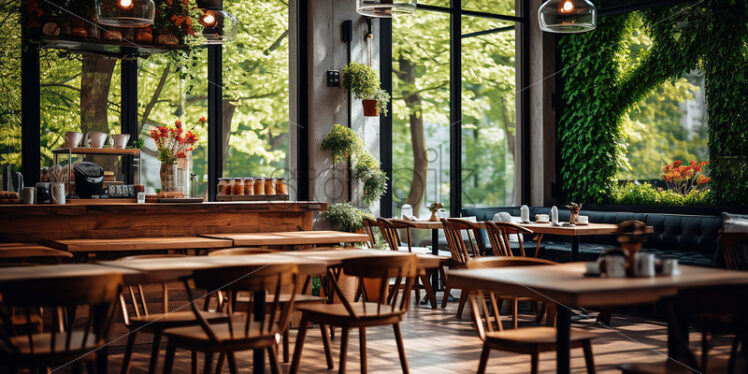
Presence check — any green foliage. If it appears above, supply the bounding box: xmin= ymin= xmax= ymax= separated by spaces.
xmin=374 ymin=89 xmax=390 ymax=117
xmin=321 ymin=202 xmax=374 ymax=233
xmin=321 ymin=125 xmax=388 ymax=207
xmin=611 ymin=182 xmax=713 ymax=206
xmin=342 ymin=62 xmax=380 ymax=99
xmin=321 ymin=124 xmax=362 ymax=163
xmin=128 ymin=138 xmax=145 ymax=150
xmin=558 ymin=0 xmax=747 ymax=205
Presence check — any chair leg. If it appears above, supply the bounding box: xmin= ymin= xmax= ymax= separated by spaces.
xmin=215 ymin=353 xmax=226 ymax=374
xmin=477 ymin=344 xmax=490 ymax=374
xmin=512 ymin=298 xmax=519 ymax=329
xmin=701 ymin=332 xmax=709 ymax=373
xmin=191 ymin=350 xmax=198 ymax=374
xmin=420 ymin=273 xmax=437 ymax=309
xmin=530 ymin=350 xmax=539 ymax=374
xmin=582 ymin=340 xmax=596 ymax=374
xmin=120 ymin=331 xmax=136 ymax=374
xmin=359 ymin=327 xmax=367 ymax=374
xmin=283 ymin=327 xmax=290 ymax=363
xmin=227 ymin=352 xmax=239 ymax=374
xmin=290 ymin=317 xmax=310 ymax=374
xmin=338 ymin=327 xmax=350 ymax=374
xmin=162 ymin=341 xmax=176 ymax=374
xmin=456 ymin=291 xmax=468 ymax=319
xmin=596 ymin=308 xmax=612 ymax=326
xmin=320 ymin=324 xmax=334 ymax=370
xmin=148 ymin=329 xmax=163 ymax=374
xmin=203 ymin=352 xmax=214 ymax=374
xmin=267 ymin=347 xmax=281 ymax=374
xmin=535 ymin=302 xmax=548 ymax=324
xmin=441 ymin=286 xmax=451 ymax=308
xmin=393 ymin=323 xmax=409 ymax=374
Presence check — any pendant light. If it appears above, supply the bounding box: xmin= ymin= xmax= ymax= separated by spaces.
xmin=357 ymin=0 xmax=417 ymax=18
xmin=538 ymin=0 xmax=596 ymax=33
xmin=195 ymin=0 xmax=238 ymax=44
xmin=96 ymin=0 xmax=155 ymax=27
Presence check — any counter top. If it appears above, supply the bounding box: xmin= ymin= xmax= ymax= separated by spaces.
xmin=0 ymin=201 xmax=326 ymax=215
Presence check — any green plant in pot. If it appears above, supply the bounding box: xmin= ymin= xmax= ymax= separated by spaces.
xmin=342 ymin=62 xmax=390 ymax=117
xmin=321 ymin=202 xmax=374 ymax=233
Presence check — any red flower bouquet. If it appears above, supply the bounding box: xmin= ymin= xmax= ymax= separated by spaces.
xmin=149 ymin=117 xmax=203 ymax=164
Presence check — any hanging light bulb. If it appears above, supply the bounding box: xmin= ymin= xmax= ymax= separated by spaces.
xmin=538 ymin=0 xmax=596 ymax=33
xmin=195 ymin=0 xmax=238 ymax=44
xmin=357 ymin=0 xmax=416 ymax=18
xmin=96 ymin=0 xmax=155 ymax=27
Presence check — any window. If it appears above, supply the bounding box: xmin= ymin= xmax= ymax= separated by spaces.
xmin=222 ymin=0 xmax=290 ymax=182
xmin=0 ymin=1 xmax=22 ymax=185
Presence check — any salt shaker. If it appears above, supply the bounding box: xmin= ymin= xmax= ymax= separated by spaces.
xmin=551 ymin=206 xmax=559 ymax=225
xmin=520 ymin=205 xmax=530 ymax=223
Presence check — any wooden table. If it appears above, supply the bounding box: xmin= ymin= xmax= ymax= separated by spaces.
xmin=46 ymin=236 xmax=233 ymax=256
xmin=200 ymin=230 xmax=370 ymax=247
xmin=447 ymin=262 xmax=748 ymax=373
xmin=0 ymin=243 xmax=73 ymax=260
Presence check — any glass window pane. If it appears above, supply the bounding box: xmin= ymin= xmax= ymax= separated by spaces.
xmin=462 ymin=0 xmax=515 ymax=16
xmin=461 ymin=17 xmax=517 ymax=207
xmin=418 ymin=0 xmax=450 ymax=8
xmin=138 ymin=51 xmax=208 ymax=197
xmin=0 ymin=2 xmax=22 ymax=186
xmin=222 ymin=0 xmax=290 ymax=182
xmin=392 ymin=11 xmax=450 ymax=219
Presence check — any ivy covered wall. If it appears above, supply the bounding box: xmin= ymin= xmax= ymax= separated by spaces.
xmin=557 ymin=0 xmax=747 ymax=205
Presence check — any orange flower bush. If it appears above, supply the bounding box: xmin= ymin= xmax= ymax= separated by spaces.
xmin=661 ymin=160 xmax=710 ymax=196
xmin=149 ymin=117 xmax=203 ymax=163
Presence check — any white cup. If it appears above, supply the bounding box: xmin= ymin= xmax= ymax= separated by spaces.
xmin=51 ymin=182 xmax=66 ymax=205
xmin=112 ymin=134 xmax=130 ymax=149
xmin=662 ymin=258 xmax=679 ymax=275
xmin=606 ymin=256 xmax=627 ymax=278
xmin=65 ymin=132 xmax=83 ymax=148
xmin=437 ymin=208 xmax=448 ymax=219
xmin=23 ymin=187 xmax=36 ymax=204
xmin=137 ymin=191 xmax=146 ymax=204
xmin=635 ymin=253 xmax=656 ymax=277
xmin=401 ymin=204 xmax=413 ymax=220
xmin=585 ymin=261 xmax=600 ymax=275
xmin=85 ymin=131 xmax=109 ymax=148
xmin=576 ymin=215 xmax=589 ymax=224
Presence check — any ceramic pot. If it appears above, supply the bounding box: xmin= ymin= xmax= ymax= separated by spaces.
xmin=136 ymin=28 xmax=153 ymax=43
xmin=362 ymin=99 xmax=379 ymax=117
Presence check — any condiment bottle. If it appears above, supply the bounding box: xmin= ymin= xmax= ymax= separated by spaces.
xmin=275 ymin=178 xmax=287 ymax=195
xmin=264 ymin=178 xmax=276 ymax=195
xmin=232 ymin=178 xmax=244 ymax=195
xmin=224 ymin=178 xmax=234 ymax=195
xmin=253 ymin=177 xmax=265 ymax=195
xmin=243 ymin=178 xmax=254 ymax=195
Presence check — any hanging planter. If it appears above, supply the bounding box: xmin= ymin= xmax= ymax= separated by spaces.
xmin=342 ymin=62 xmax=391 ymax=118
xmin=362 ymin=99 xmax=379 ymax=117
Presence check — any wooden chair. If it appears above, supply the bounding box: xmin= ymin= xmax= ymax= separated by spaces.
xmin=440 ymin=218 xmax=483 ymax=317
xmin=207 ymin=248 xmax=331 ymax=365
xmin=362 ymin=217 xmax=379 ymax=248
xmin=484 ymin=221 xmax=539 ymax=257
xmin=0 ymin=273 xmax=122 ymax=373
xmin=208 ymin=247 xmax=279 ymax=256
xmin=290 ymin=254 xmax=418 ymax=374
xmin=0 ymin=245 xmax=73 ymax=265
xmin=377 ymin=218 xmax=441 ymax=308
xmin=118 ymin=254 xmax=230 ymax=374
xmin=162 ymin=263 xmax=299 ymax=374
xmin=720 ymin=231 xmax=748 ymax=270
xmin=466 ymin=257 xmax=596 ymax=374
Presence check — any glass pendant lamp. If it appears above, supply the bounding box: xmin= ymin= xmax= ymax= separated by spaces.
xmin=96 ymin=0 xmax=155 ymax=27
xmin=195 ymin=0 xmax=238 ymax=44
xmin=538 ymin=0 xmax=596 ymax=33
xmin=357 ymin=0 xmax=416 ymax=18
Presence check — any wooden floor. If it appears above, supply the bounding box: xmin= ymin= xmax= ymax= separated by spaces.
xmin=104 ymin=290 xmax=739 ymax=374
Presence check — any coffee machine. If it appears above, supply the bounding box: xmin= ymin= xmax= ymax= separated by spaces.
xmin=73 ymin=162 xmax=104 ymax=198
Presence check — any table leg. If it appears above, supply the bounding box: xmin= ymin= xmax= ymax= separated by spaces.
xmin=556 ymin=306 xmax=571 ymax=374
xmin=571 ymin=236 xmax=580 ymax=261
xmin=253 ymin=291 xmax=266 ymax=374
xmin=666 ymin=297 xmax=691 ymax=362
xmin=431 ymin=228 xmax=439 ymax=291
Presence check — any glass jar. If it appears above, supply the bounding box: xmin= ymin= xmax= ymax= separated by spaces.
xmin=264 ymin=178 xmax=276 ymax=195
xmin=222 ymin=178 xmax=233 ymax=196
xmin=275 ymin=178 xmax=287 ymax=195
xmin=254 ymin=177 xmax=265 ymax=195
xmin=232 ymin=178 xmax=244 ymax=195
xmin=243 ymin=178 xmax=254 ymax=195
xmin=217 ymin=178 xmax=226 ymax=196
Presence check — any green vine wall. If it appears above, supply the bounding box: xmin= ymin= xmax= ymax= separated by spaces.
xmin=558 ymin=0 xmax=747 ymax=205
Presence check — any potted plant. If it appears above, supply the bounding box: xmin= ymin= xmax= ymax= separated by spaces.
xmin=320 ymin=202 xmax=373 ymax=234
xmin=342 ymin=62 xmax=391 ymax=117
xmin=154 ymin=0 xmax=199 ymax=45
xmin=428 ymin=202 xmax=442 ymax=222
xmin=149 ymin=118 xmax=201 ymax=192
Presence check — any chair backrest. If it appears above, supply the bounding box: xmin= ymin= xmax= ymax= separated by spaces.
xmin=441 ymin=218 xmax=483 ymax=264
xmin=720 ymin=231 xmax=748 ymax=270
xmin=377 ymin=218 xmax=416 ymax=252
xmin=0 ymin=246 xmax=73 ymax=265
xmin=483 ymin=221 xmax=534 ymax=257
xmin=116 ymin=254 xmax=189 ymax=325
xmin=208 ymin=247 xmax=278 ymax=256
xmin=0 ymin=273 xmax=122 ymax=358
xmin=466 ymin=257 xmax=557 ymax=339
xmin=185 ymin=263 xmax=298 ymax=342
xmin=362 ymin=217 xmax=379 ymax=248
xmin=331 ymin=254 xmax=418 ymax=319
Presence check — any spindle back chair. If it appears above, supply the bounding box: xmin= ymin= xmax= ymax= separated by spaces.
xmin=484 ymin=221 xmax=535 ymax=257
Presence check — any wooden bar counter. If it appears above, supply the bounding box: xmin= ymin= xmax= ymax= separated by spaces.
xmin=0 ymin=201 xmax=327 ymax=243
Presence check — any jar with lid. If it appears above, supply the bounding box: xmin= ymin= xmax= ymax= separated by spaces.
xmin=253 ymin=177 xmax=265 ymax=195
xmin=232 ymin=178 xmax=244 ymax=195
xmin=222 ymin=178 xmax=233 ymax=196
xmin=243 ymin=178 xmax=254 ymax=195
xmin=217 ymin=178 xmax=226 ymax=196
xmin=264 ymin=178 xmax=276 ymax=195
xmin=275 ymin=178 xmax=287 ymax=195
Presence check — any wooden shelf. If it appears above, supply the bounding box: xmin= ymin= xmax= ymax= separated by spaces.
xmin=52 ymin=148 xmax=140 ymax=156
xmin=216 ymin=194 xmax=290 ymax=202
xmin=39 ymin=36 xmax=185 ymax=58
